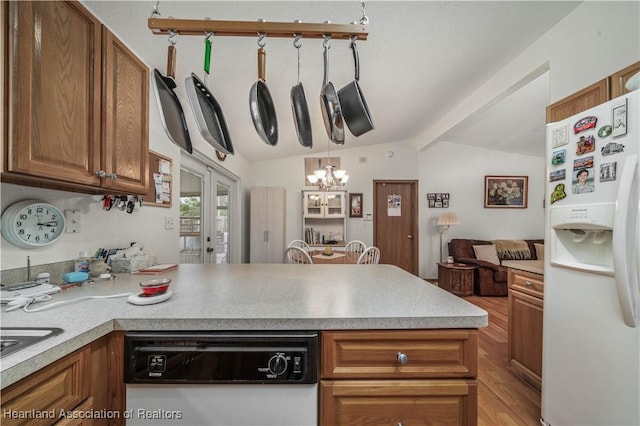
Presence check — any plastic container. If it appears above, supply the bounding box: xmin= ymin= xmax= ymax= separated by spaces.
xmin=75 ymin=251 xmax=91 ymax=274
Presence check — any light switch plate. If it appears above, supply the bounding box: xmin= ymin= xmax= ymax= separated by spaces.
xmin=164 ymin=216 xmax=177 ymax=230
xmin=65 ymin=210 xmax=81 ymax=233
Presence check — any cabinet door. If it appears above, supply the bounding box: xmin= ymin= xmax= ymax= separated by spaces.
xmin=265 ymin=187 xmax=286 ymax=263
xmin=303 ymin=191 xmax=325 ymax=218
xmin=101 ymin=28 xmax=149 ymax=193
xmin=250 ymin=187 xmax=269 ymax=262
xmin=321 ymin=379 xmax=477 ymax=426
xmin=508 ymin=289 xmax=543 ymax=389
xmin=546 ymin=78 xmax=609 ymax=123
xmin=610 ymin=61 xmax=640 ymax=98
xmin=6 ymin=1 xmax=102 ymax=186
xmin=324 ymin=192 xmax=346 ymax=218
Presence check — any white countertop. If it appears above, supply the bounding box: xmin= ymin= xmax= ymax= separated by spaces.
xmin=0 ymin=264 xmax=487 ymax=388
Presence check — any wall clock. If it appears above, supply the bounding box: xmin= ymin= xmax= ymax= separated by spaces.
xmin=1 ymin=200 xmax=66 ymax=248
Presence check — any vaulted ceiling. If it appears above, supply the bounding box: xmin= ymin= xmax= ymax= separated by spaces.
xmin=85 ymin=1 xmax=581 ymax=162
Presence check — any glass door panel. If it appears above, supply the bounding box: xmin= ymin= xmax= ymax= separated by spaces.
xmin=179 ymin=169 xmax=203 ymax=264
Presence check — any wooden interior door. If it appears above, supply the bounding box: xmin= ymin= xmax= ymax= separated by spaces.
xmin=373 ymin=180 xmax=419 ymax=275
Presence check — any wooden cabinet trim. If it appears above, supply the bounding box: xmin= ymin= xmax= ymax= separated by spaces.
xmin=610 ymin=61 xmax=640 ymax=98
xmin=546 ymin=78 xmax=609 ymax=123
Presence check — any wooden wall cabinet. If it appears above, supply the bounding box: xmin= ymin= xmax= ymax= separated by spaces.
xmin=320 ymin=330 xmax=478 ymax=425
xmin=250 ymin=186 xmax=286 ymax=263
xmin=507 ymin=268 xmax=544 ymax=390
xmin=3 ymin=1 xmax=149 ymax=195
xmin=546 ymin=61 xmax=640 ymax=123
xmin=0 ymin=332 xmax=125 ymax=426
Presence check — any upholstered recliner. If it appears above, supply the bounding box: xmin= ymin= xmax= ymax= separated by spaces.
xmin=448 ymin=239 xmax=543 ymax=296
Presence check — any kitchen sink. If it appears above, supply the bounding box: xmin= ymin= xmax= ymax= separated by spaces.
xmin=0 ymin=327 xmax=63 ymax=358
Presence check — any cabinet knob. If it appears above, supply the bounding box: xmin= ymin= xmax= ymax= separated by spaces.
xmin=525 ymin=281 xmax=533 ymax=287
xmin=397 ymin=352 xmax=408 ymax=364
xmin=397 ymin=422 xmax=404 ymax=426
xmin=108 ymin=173 xmax=118 ymax=180
xmin=95 ymin=170 xmax=106 ymax=178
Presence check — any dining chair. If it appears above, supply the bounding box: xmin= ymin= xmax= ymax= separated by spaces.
xmin=284 ymin=246 xmax=313 ymax=264
xmin=287 ymin=239 xmax=311 ymax=253
xmin=357 ymin=246 xmax=380 ymax=264
xmin=344 ymin=240 xmax=366 ymax=253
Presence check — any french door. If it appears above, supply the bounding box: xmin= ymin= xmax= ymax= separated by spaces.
xmin=180 ymin=155 xmax=237 ymax=264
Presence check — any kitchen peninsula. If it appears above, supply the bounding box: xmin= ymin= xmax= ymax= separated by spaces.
xmin=1 ymin=264 xmax=487 ymax=425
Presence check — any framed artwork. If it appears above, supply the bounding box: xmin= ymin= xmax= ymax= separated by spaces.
xmin=484 ymin=175 xmax=528 ymax=208
xmin=426 ymin=193 xmax=450 ymax=208
xmin=612 ymin=98 xmax=628 ymax=138
xmin=349 ymin=193 xmax=363 ymax=218
xmin=304 ymin=157 xmax=340 ymax=186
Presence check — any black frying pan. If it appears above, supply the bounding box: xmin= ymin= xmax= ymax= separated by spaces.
xmin=320 ymin=38 xmax=345 ymax=145
xmin=290 ymin=34 xmax=312 ymax=148
xmin=338 ymin=38 xmax=374 ymax=137
xmin=153 ymin=44 xmax=192 ymax=154
xmin=249 ymin=45 xmax=278 ymax=146
xmin=185 ymin=37 xmax=234 ymax=155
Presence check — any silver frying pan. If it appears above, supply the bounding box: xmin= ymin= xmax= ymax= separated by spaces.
xmin=185 ymin=35 xmax=234 ymax=155
xmin=290 ymin=33 xmax=312 ymax=148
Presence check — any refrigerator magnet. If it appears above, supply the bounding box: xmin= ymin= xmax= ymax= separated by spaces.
xmin=599 ymin=162 xmax=617 ymax=182
xmin=611 ymin=99 xmax=627 ymax=138
xmin=576 ymin=135 xmax=595 ymax=155
xmin=549 ymin=169 xmax=566 ymax=182
xmin=601 ymin=142 xmax=625 ymax=156
xmin=574 ymin=116 xmax=597 ymax=134
xmin=551 ymin=149 xmax=566 ymax=165
xmin=550 ymin=183 xmax=567 ymax=204
xmin=552 ymin=125 xmax=569 ymax=148
xmin=597 ymin=125 xmax=612 ymax=138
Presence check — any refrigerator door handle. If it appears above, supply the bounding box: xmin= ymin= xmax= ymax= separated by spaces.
xmin=612 ymin=154 xmax=639 ymax=327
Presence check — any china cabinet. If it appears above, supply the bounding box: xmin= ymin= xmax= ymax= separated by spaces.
xmin=302 ymin=191 xmax=347 ymax=247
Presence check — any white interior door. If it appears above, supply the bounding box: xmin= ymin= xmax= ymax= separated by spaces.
xmin=180 ymin=154 xmax=238 ymax=264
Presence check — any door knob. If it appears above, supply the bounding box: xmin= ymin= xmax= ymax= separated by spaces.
xmin=206 ymin=247 xmax=214 ymax=253
xmin=407 ymin=235 xmax=413 ymax=239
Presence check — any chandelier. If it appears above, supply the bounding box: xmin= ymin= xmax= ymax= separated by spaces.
xmin=306 ymin=140 xmax=349 ymax=190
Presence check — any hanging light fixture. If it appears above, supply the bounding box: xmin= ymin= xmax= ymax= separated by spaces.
xmin=307 ymin=139 xmax=349 ymax=190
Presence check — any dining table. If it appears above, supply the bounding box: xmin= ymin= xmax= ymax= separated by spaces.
xmin=310 ymin=250 xmax=360 ymax=264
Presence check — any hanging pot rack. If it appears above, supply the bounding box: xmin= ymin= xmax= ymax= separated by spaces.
xmin=148 ymin=17 xmax=368 ymax=41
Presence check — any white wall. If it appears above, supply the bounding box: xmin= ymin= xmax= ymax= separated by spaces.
xmin=247 ymin=143 xmax=419 ymax=248
xmin=418 ymin=142 xmax=545 ymax=278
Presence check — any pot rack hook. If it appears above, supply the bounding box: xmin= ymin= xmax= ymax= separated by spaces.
xmin=168 ymin=28 xmax=177 ymax=46
xmin=150 ymin=0 xmax=160 ymax=18
xmin=293 ymin=20 xmax=303 ymax=49
xmin=360 ymin=0 xmax=369 ymax=25
xmin=322 ymin=22 xmax=332 ymax=50
xmin=257 ymin=18 xmax=266 ymax=47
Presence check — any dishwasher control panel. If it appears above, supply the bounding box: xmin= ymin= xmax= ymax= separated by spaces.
xmin=124 ymin=331 xmax=318 ymax=384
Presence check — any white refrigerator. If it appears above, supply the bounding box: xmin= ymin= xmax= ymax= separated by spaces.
xmin=542 ymin=90 xmax=639 ymax=426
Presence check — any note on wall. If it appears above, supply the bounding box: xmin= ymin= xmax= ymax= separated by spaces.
xmin=145 ymin=151 xmax=173 ymax=208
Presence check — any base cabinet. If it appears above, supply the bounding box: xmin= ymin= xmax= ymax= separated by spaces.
xmin=320 ymin=330 xmax=478 ymax=425
xmin=507 ymin=268 xmax=544 ymax=390
xmin=0 ymin=332 xmax=125 ymax=426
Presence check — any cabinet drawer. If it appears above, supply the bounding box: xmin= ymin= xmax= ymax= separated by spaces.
xmin=320 ymin=379 xmax=477 ymax=426
xmin=508 ymin=269 xmax=544 ymax=298
xmin=1 ymin=347 xmax=91 ymax=426
xmin=321 ymin=330 xmax=478 ymax=379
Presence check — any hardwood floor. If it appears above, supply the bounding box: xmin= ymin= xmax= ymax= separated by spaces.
xmin=464 ymin=295 xmax=542 ymax=426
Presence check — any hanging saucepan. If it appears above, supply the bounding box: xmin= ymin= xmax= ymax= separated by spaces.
xmin=249 ymin=31 xmax=278 ymax=146
xmin=319 ymin=34 xmax=345 ymax=145
xmin=338 ymin=36 xmax=374 ymax=137
xmin=290 ymin=32 xmax=312 ymax=148
xmin=185 ymin=33 xmax=234 ymax=155
xmin=152 ymin=34 xmax=192 ymax=154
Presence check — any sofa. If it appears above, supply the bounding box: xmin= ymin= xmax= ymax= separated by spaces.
xmin=448 ymin=239 xmax=544 ymax=296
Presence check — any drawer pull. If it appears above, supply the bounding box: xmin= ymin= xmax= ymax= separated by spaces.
xmin=397 ymin=352 xmax=408 ymax=364
xmin=524 ymin=281 xmax=534 ymax=288
xmin=398 ymin=423 xmax=403 ymax=426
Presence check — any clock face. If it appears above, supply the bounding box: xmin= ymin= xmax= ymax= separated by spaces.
xmin=1 ymin=200 xmax=66 ymax=248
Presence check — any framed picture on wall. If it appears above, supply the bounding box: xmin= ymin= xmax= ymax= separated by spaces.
xmin=484 ymin=175 xmax=528 ymax=208
xmin=349 ymin=193 xmax=363 ymax=218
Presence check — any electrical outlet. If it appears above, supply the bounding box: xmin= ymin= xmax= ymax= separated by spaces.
xmin=164 ymin=216 xmax=177 ymax=230
xmin=65 ymin=210 xmax=81 ymax=233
